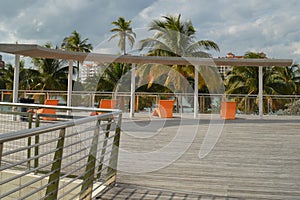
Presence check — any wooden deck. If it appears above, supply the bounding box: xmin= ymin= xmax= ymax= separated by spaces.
xmin=96 ymin=114 xmax=300 ymax=199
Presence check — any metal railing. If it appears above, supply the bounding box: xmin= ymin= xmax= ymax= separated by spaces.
xmin=1 ymin=89 xmax=300 ymax=115
xmin=0 ymin=102 xmax=122 ymax=199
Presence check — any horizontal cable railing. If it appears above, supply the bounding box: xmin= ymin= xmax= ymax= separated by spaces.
xmin=0 ymin=102 xmax=122 ymax=200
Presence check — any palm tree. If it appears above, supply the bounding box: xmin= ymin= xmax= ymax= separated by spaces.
xmin=61 ymin=30 xmax=93 ymax=80
xmin=84 ymin=62 xmax=131 ymax=109
xmin=137 ymin=14 xmax=220 ymax=91
xmin=139 ymin=14 xmax=219 ymax=57
xmin=271 ymin=64 xmax=300 ymax=95
xmin=93 ymin=62 xmax=131 ymax=92
xmin=0 ymin=60 xmax=40 ymax=90
xmin=109 ymin=17 xmax=136 ymax=55
xmin=32 ymin=43 xmax=69 ymax=91
xmin=224 ymin=52 xmax=296 ymax=113
xmin=0 ymin=62 xmax=14 ymax=90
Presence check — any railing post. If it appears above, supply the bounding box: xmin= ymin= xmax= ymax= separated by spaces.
xmin=0 ymin=143 xmax=3 ymax=166
xmin=107 ymin=113 xmax=122 ymax=185
xmin=97 ymin=119 xmax=111 ymax=179
xmin=80 ymin=119 xmax=101 ymax=200
xmin=34 ymin=115 xmax=40 ymax=172
xmin=45 ymin=128 xmax=66 ymax=200
xmin=27 ymin=112 xmax=33 ymax=169
xmin=180 ymin=94 xmax=183 ymax=114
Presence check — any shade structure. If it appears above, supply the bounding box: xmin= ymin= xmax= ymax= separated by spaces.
xmin=0 ymin=43 xmax=294 ymax=118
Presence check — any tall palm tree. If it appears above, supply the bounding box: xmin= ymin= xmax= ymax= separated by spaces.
xmin=109 ymin=17 xmax=136 ymax=55
xmin=61 ymin=30 xmax=93 ymax=80
xmin=33 ymin=43 xmax=69 ymax=91
xmin=137 ymin=14 xmax=220 ymax=91
xmin=139 ymin=14 xmax=219 ymax=57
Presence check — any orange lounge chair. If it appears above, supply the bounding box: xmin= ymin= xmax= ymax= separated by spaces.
xmin=90 ymin=99 xmax=116 ymax=116
xmin=30 ymin=99 xmax=59 ymax=120
xmin=152 ymin=100 xmax=175 ymax=118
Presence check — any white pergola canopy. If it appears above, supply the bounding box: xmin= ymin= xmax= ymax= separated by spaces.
xmin=0 ymin=43 xmax=293 ymax=118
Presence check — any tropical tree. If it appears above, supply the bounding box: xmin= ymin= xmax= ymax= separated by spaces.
xmin=32 ymin=43 xmax=69 ymax=91
xmin=0 ymin=62 xmax=14 ymax=90
xmin=0 ymin=60 xmax=40 ymax=90
xmin=271 ymin=64 xmax=300 ymax=95
xmin=137 ymin=14 xmax=220 ymax=91
xmin=139 ymin=14 xmax=219 ymax=57
xmin=61 ymin=30 xmax=93 ymax=80
xmin=109 ymin=17 xmax=136 ymax=55
xmin=92 ymin=62 xmax=131 ymax=92
xmin=84 ymin=62 xmax=131 ymax=109
xmin=225 ymin=52 xmax=298 ymax=113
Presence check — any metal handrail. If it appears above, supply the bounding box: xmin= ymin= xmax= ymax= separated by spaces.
xmin=0 ymin=101 xmax=121 ymax=112
xmin=0 ymin=111 xmax=120 ymax=143
xmin=0 ymin=103 xmax=122 ymax=200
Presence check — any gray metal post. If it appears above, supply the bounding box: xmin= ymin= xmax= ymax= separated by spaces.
xmin=67 ymin=60 xmax=73 ymax=115
xmin=130 ymin=64 xmax=136 ymax=118
xmin=194 ymin=65 xmax=199 ymax=118
xmin=259 ymin=66 xmax=263 ymax=118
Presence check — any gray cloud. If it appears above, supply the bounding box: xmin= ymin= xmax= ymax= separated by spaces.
xmin=1 ymin=0 xmax=300 ymax=63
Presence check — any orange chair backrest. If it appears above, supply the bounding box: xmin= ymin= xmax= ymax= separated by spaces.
xmin=99 ymin=99 xmax=116 ymax=109
xmin=38 ymin=99 xmax=59 ymax=120
xmin=44 ymin=99 xmax=59 ymax=106
xmin=159 ymin=100 xmax=175 ymax=109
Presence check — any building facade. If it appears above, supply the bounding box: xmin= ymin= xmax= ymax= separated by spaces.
xmin=80 ymin=63 xmax=102 ymax=84
xmin=218 ymin=52 xmax=244 ymax=77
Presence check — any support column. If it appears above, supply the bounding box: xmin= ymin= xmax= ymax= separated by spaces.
xmin=258 ymin=66 xmax=263 ymax=118
xmin=194 ymin=65 xmax=199 ymax=118
xmin=67 ymin=60 xmax=73 ymax=115
xmin=13 ymin=54 xmax=20 ymax=104
xmin=12 ymin=54 xmax=20 ymax=121
xmin=130 ymin=64 xmax=136 ymax=118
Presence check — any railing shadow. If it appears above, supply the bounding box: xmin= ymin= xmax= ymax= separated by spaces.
xmin=96 ymin=183 xmax=242 ymax=200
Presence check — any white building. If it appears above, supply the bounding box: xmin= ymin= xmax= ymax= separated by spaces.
xmin=80 ymin=63 xmax=102 ymax=84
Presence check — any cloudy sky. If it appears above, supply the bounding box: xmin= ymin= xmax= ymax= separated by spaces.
xmin=1 ymin=0 xmax=300 ymax=64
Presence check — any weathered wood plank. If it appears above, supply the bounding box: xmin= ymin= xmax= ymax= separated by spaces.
xmin=97 ymin=114 xmax=300 ymax=199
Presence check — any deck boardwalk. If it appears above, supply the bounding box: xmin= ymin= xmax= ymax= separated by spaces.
xmin=96 ymin=114 xmax=300 ymax=199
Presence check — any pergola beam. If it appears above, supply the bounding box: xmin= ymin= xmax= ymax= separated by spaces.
xmin=0 ymin=44 xmax=293 ymax=67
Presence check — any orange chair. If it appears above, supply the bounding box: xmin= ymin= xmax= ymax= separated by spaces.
xmin=35 ymin=99 xmax=59 ymax=120
xmin=90 ymin=99 xmax=116 ymax=116
xmin=152 ymin=100 xmax=175 ymax=118
xmin=220 ymin=101 xmax=236 ymax=120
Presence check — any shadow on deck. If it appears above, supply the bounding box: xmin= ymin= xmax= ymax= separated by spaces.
xmin=96 ymin=114 xmax=300 ymax=199
xmin=96 ymin=183 xmax=241 ymax=200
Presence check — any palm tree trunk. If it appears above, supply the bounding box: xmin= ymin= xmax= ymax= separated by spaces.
xmin=123 ymin=32 xmax=126 ymax=55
